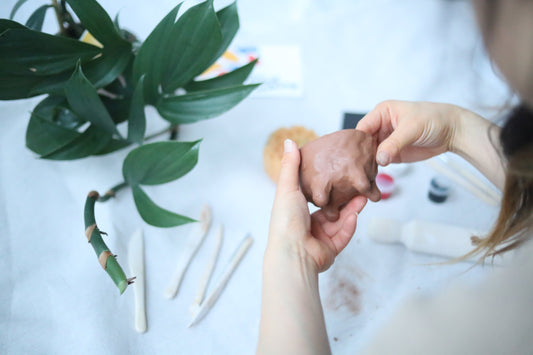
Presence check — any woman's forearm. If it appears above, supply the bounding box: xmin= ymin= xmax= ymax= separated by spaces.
xmin=451 ymin=107 xmax=506 ymax=190
xmin=257 ymin=246 xmax=331 ymax=355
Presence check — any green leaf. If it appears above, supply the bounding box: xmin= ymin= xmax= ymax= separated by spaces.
xmin=64 ymin=63 xmax=119 ymax=136
xmin=132 ymin=185 xmax=195 ymax=228
xmin=157 ymin=84 xmax=259 ymax=124
xmin=9 ymin=0 xmax=30 ymax=20
xmin=0 ymin=73 xmax=43 ymax=100
xmin=25 ymin=5 xmax=52 ymax=31
xmin=184 ymin=59 xmax=257 ymax=92
xmin=26 ymin=97 xmax=82 ymax=156
xmin=113 ymin=13 xmax=121 ymax=31
xmin=54 ymin=103 xmax=86 ymax=129
xmin=0 ymin=28 xmax=101 ymax=75
xmin=65 ymin=0 xmax=124 ymax=46
xmin=82 ymin=43 xmax=132 ymax=89
xmin=132 ymin=3 xmax=182 ymax=104
xmin=0 ymin=25 xmax=130 ymax=99
xmin=123 ymin=140 xmax=200 ymax=186
xmin=93 ymin=138 xmax=132 ymax=156
xmin=0 ymin=19 xmax=27 ymax=32
xmin=160 ymin=0 xmax=222 ymax=93
xmin=208 ymin=2 xmax=239 ymax=68
xmin=30 ymin=44 xmax=133 ymax=96
xmin=41 ymin=124 xmax=112 ymax=160
xmin=127 ymin=75 xmax=146 ymax=144
xmin=26 ymin=112 xmax=80 ymax=156
xmin=101 ymin=94 xmax=131 ymax=125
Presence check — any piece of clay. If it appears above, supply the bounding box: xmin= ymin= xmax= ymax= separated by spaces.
xmin=299 ymin=129 xmax=381 ymax=221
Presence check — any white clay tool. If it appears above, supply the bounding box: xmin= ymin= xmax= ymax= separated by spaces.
xmin=366 ymin=217 xmax=509 ymax=264
xmin=188 ymin=234 xmax=253 ymax=327
xmin=438 ymin=155 xmax=501 ymax=203
xmin=190 ymin=224 xmax=224 ymax=314
xmin=128 ymin=228 xmax=147 ymax=333
xmin=165 ymin=204 xmax=212 ymax=299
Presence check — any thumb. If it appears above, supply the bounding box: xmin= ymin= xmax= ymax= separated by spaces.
xmin=376 ymin=123 xmax=419 ymax=166
xmin=276 ymin=139 xmax=301 ymax=194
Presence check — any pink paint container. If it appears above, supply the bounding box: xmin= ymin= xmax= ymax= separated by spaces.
xmin=376 ymin=173 xmax=394 ymax=199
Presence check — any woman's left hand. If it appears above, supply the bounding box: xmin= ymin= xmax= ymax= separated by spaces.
xmin=267 ymin=139 xmax=367 ymax=273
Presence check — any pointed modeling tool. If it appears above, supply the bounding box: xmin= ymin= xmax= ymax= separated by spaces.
xmin=165 ymin=204 xmax=212 ymax=299
xmin=190 ymin=224 xmax=224 ymax=315
xmin=188 ymin=234 xmax=253 ymax=327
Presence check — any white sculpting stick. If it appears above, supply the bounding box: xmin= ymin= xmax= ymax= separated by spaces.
xmin=128 ymin=228 xmax=147 ymax=333
xmin=438 ymin=155 xmax=501 ymax=203
xmin=165 ymin=204 xmax=212 ymax=299
xmin=188 ymin=235 xmax=253 ymax=327
xmin=426 ymin=159 xmax=499 ymax=206
xmin=191 ymin=224 xmax=224 ymax=313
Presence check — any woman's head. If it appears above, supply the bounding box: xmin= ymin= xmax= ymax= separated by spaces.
xmin=467 ymin=0 xmax=533 ymax=258
xmin=472 ymin=0 xmax=533 ymax=106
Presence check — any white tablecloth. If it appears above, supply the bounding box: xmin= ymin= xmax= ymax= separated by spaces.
xmin=0 ymin=0 xmax=510 ymax=354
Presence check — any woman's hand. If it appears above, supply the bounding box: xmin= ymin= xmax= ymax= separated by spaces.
xmin=258 ymin=139 xmax=366 ymax=355
xmin=357 ymin=100 xmax=505 ymax=188
xmin=267 ymin=139 xmax=367 ymax=273
xmin=356 ymin=100 xmax=463 ymax=166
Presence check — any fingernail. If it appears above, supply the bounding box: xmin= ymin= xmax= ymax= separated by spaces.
xmin=284 ymin=139 xmax=294 ymax=153
xmin=377 ymin=151 xmax=390 ymax=166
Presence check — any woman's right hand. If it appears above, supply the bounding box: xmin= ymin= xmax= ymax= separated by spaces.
xmin=356 ymin=100 xmax=465 ymax=166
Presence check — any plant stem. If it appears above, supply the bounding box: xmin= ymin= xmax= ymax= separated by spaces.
xmin=97 ymin=182 xmax=128 ymax=202
xmin=169 ymin=125 xmax=179 ymax=141
xmin=84 ymin=183 xmax=133 ymax=294
xmin=51 ymin=0 xmax=66 ymax=36
xmin=145 ymin=125 xmax=179 ymax=141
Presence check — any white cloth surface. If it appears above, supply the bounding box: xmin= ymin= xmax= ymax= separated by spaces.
xmin=359 ymin=239 xmax=533 ymax=355
xmin=0 ymin=0 xmax=512 ymax=354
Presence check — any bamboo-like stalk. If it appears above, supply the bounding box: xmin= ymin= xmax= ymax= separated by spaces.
xmin=84 ymin=183 xmax=133 ymax=294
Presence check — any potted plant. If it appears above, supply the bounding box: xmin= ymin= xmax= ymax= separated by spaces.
xmin=1 ymin=0 xmax=258 ymax=294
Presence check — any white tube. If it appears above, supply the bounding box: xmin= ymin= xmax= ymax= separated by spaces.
xmin=400 ymin=220 xmax=482 ymax=260
xmin=367 ymin=217 xmax=511 ymax=264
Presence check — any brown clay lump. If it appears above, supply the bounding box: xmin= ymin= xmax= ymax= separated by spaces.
xmin=299 ymin=129 xmax=381 ymax=221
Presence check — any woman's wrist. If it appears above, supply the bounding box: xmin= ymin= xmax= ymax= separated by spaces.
xmin=264 ymin=240 xmax=320 ymax=278
xmin=449 ymin=107 xmax=476 ymax=156
xmin=447 ymin=105 xmax=472 ymax=156
xmin=259 ymin=242 xmax=330 ymax=355
xmin=449 ymin=106 xmax=505 ymax=188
